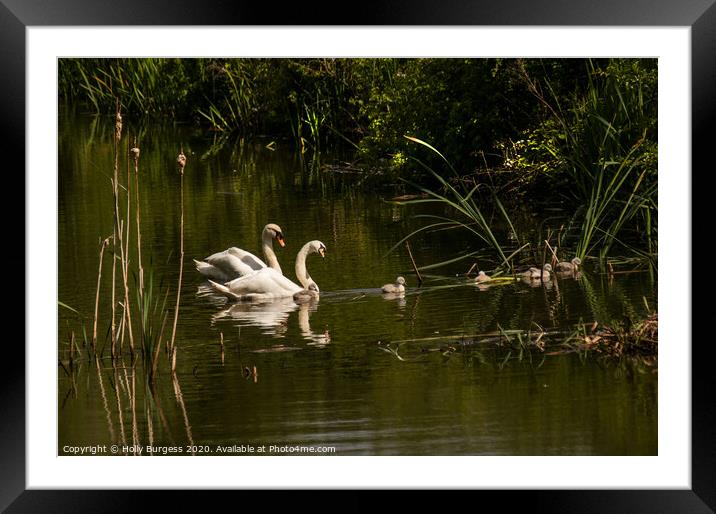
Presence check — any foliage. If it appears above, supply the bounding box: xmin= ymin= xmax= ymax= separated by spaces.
xmin=390 ymin=136 xmax=519 ymax=268
xmin=506 ymin=59 xmax=658 ymax=259
xmin=60 ymin=58 xmax=192 ymax=116
xmin=60 ymin=58 xmax=535 ymax=167
xmin=59 ymin=57 xmax=658 ymax=260
xmin=354 ymin=59 xmax=537 ymax=177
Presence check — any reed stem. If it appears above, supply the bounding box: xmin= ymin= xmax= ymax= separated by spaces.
xmin=111 ymin=240 xmax=117 ymax=357
xmin=544 ymin=239 xmax=559 ymax=267
xmin=405 ymin=240 xmax=423 ymax=285
xmin=170 ymin=152 xmax=186 ymax=352
xmin=122 ymin=140 xmax=135 ymax=357
xmin=117 ymin=217 xmax=135 ymax=356
xmin=130 ymin=144 xmax=145 ymax=351
xmin=92 ymin=236 xmax=111 ymax=352
xmin=110 ymin=100 xmax=122 ymax=357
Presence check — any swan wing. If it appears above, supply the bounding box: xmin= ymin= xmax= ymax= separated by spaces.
xmin=227 ymin=247 xmax=269 ymax=272
xmin=200 ymin=247 xmax=262 ymax=279
xmin=194 ymin=255 xmax=243 ymax=282
xmin=225 ymin=268 xmax=301 ymax=297
xmin=194 ymin=259 xmax=232 ymax=282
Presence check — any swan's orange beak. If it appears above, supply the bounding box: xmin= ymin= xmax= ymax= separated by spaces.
xmin=318 ymin=247 xmax=326 ymax=258
xmin=277 ymin=234 xmax=285 ymax=247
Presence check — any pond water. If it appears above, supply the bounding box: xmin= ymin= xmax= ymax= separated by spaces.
xmin=58 ymin=114 xmax=657 ymax=456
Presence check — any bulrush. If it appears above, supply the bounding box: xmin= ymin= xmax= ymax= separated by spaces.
xmin=177 ymin=148 xmax=187 ymax=174
xmin=130 ymin=145 xmax=140 ymax=165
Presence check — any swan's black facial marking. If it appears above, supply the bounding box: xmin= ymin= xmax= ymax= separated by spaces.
xmin=276 ymin=232 xmax=285 ymax=247
xmin=318 ymin=244 xmax=326 ymax=258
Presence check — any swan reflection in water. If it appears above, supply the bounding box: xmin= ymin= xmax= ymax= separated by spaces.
xmin=212 ymin=296 xmax=297 ymax=336
xmin=381 ymin=290 xmax=407 ymax=308
xmin=296 ymin=301 xmax=331 ymax=346
xmin=210 ymin=294 xmax=329 ymax=344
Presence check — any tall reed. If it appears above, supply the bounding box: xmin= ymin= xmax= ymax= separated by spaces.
xmin=110 ymin=102 xmax=121 ymax=357
xmin=59 ymin=94 xmax=198 ymax=455
xmin=108 ymin=102 xmax=136 ymax=356
xmin=170 ymin=150 xmax=186 ymax=353
xmin=521 ymin=60 xmax=657 ymax=261
xmin=62 ymin=99 xmax=180 ymax=380
xmin=389 ymin=136 xmax=518 ymax=270
xmin=92 ymin=236 xmax=111 ymax=352
xmin=197 ymin=62 xmax=256 ymax=132
xmin=68 ymin=58 xmax=190 ymax=117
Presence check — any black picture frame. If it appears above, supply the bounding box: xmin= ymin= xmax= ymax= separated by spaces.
xmin=4 ymin=1 xmax=711 ymax=511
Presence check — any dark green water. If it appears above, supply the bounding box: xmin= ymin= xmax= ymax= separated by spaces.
xmin=58 ymin=114 xmax=657 ymax=456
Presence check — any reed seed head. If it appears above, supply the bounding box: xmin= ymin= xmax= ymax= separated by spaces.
xmin=177 ymin=149 xmax=187 ymax=175
xmin=115 ymin=112 xmax=123 ymax=142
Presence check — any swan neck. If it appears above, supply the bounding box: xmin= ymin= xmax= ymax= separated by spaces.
xmin=298 ymin=305 xmax=311 ymax=335
xmin=262 ymin=230 xmax=282 ymax=273
xmin=295 ymin=243 xmax=313 ymax=289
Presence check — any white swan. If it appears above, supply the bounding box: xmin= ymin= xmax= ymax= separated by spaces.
xmin=194 ymin=223 xmax=286 ymax=282
xmin=209 ymin=240 xmax=326 ymax=301
xmin=381 ymin=276 xmax=406 ymax=293
xmin=213 ymin=297 xmax=299 ymax=333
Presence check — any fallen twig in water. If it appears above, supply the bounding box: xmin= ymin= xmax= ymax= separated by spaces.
xmin=379 ymin=315 xmax=656 ymax=361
